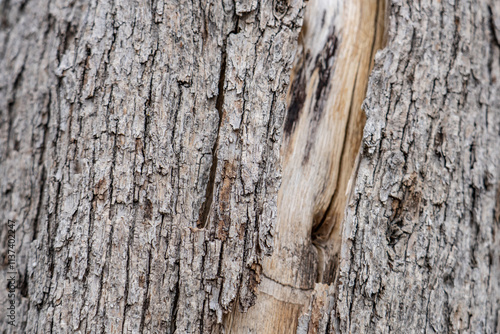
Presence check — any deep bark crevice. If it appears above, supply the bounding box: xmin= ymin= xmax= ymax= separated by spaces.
xmin=198 ymin=49 xmax=227 ymax=229
xmin=198 ymin=16 xmax=240 ymax=229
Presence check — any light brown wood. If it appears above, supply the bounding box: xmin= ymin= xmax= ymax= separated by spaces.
xmin=225 ymin=0 xmax=386 ymax=331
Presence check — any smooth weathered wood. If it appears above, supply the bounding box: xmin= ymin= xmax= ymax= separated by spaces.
xmin=224 ymin=0 xmax=386 ymax=332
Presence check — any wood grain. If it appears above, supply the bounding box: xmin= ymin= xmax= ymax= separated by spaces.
xmin=224 ymin=0 xmax=386 ymax=332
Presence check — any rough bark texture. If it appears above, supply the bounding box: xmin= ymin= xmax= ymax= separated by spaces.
xmin=1 ymin=0 xmax=500 ymax=333
xmin=0 ymin=0 xmax=305 ymax=332
xmin=299 ymin=0 xmax=500 ymax=333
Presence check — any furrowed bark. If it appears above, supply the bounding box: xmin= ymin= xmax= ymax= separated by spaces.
xmin=1 ymin=0 xmax=499 ymax=333
xmin=0 ymin=1 xmax=305 ymax=332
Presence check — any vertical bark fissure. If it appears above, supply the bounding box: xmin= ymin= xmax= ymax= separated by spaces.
xmin=170 ymin=257 xmax=182 ymax=334
xmin=32 ymin=164 xmax=47 ymax=242
xmin=6 ymin=58 xmax=26 ymax=159
xmin=198 ymin=16 xmax=240 ymax=229
xmin=198 ymin=49 xmax=227 ymax=229
xmin=138 ymin=248 xmax=153 ymax=333
xmin=43 ymin=178 xmax=62 ymax=310
xmin=121 ymin=209 xmax=135 ymax=334
xmin=98 ymin=224 xmax=115 ymax=333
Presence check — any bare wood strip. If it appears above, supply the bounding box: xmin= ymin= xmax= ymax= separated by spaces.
xmin=224 ymin=0 xmax=386 ymax=332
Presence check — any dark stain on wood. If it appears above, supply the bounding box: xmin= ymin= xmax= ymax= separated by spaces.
xmin=284 ymin=63 xmax=306 ymax=137
xmin=321 ymin=251 xmax=339 ymax=284
xmin=284 ymin=28 xmax=337 ymax=146
xmin=313 ymin=29 xmax=338 ymax=104
xmin=303 ymin=29 xmax=338 ymax=164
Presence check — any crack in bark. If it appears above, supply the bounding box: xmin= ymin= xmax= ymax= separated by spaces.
xmin=139 ymin=248 xmax=153 ymax=333
xmin=198 ymin=49 xmax=227 ymax=229
xmin=198 ymin=16 xmax=240 ymax=229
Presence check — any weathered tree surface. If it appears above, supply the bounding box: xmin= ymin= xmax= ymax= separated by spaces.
xmin=224 ymin=0 xmax=387 ymax=332
xmin=1 ymin=0 xmax=305 ymax=332
xmin=1 ymin=0 xmax=499 ymax=334
xmin=298 ymin=0 xmax=500 ymax=333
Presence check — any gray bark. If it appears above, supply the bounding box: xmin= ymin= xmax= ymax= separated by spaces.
xmin=0 ymin=0 xmax=304 ymax=332
xmin=1 ymin=0 xmax=499 ymax=333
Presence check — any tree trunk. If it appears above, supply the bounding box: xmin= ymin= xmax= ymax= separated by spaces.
xmin=1 ymin=0 xmax=499 ymax=334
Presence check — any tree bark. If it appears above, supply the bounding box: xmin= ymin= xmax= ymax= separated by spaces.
xmin=1 ymin=0 xmax=305 ymax=332
xmin=1 ymin=1 xmax=499 ymax=334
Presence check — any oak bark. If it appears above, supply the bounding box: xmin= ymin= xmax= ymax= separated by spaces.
xmin=1 ymin=0 xmax=499 ymax=334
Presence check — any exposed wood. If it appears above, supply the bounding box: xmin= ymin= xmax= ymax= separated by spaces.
xmin=224 ymin=0 xmax=386 ymax=332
